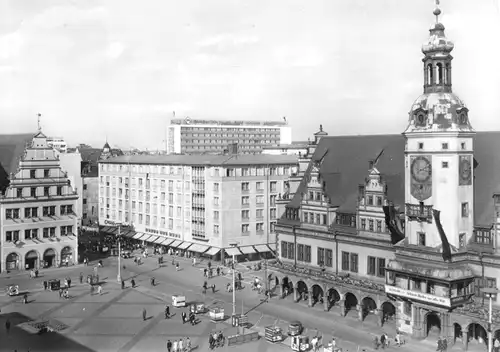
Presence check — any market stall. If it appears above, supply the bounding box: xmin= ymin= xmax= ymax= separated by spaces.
xmin=208 ymin=301 xmax=225 ymax=322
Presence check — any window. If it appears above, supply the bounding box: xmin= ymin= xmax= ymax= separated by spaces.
xmin=341 ymin=252 xmax=349 ymax=271
xmin=304 ymin=245 xmax=311 ymax=263
xmin=367 ymin=195 xmax=373 ymax=205
xmin=214 ymin=197 xmax=219 ymax=206
xmin=270 ymin=209 xmax=276 ymax=219
xmin=60 ymin=205 xmax=73 ymax=215
xmin=241 ymin=224 xmax=249 ymax=233
xmin=325 ymin=249 xmax=333 ymax=267
xmin=461 ymin=142 xmax=466 ymax=150
xmin=256 ymin=209 xmax=263 ymax=218
xmin=317 ymin=247 xmax=325 ymax=266
xmin=213 ymin=211 xmax=219 ymax=220
xmin=241 ymin=182 xmax=250 ymax=192
xmin=442 ymin=161 xmax=449 ymax=168
xmin=270 ymin=195 xmax=276 ymax=206
xmin=322 ymin=214 xmax=327 ymax=225
xmin=367 ymin=256 xmax=376 ymax=275
xmin=270 ymin=181 xmax=277 ymax=193
xmin=304 ymin=213 xmax=308 ymax=223
xmin=369 ymin=219 xmax=374 ymax=231
xmin=376 ymin=196 xmax=383 ymax=206
xmin=241 ymin=196 xmax=249 ymax=205
xmin=281 ymin=241 xmax=288 ymax=259
xmin=30 ymin=170 xmax=36 ymax=178
xmin=377 ymin=258 xmax=386 ymax=277
xmin=442 ymin=143 xmax=448 ymax=150
xmin=256 ymin=182 xmax=263 ymax=191
xmin=61 ymin=225 xmax=73 ymax=236
xmin=270 ymin=222 xmax=276 ymax=233
xmin=475 ymin=230 xmax=492 ymax=244
xmin=475 ymin=277 xmax=498 ymax=302
xmin=44 ymin=187 xmax=49 ymax=196
xmin=350 ymin=253 xmax=358 ymax=273
xmin=297 ymin=244 xmax=304 ymax=261
xmin=361 ymin=218 xmax=366 ymax=230
xmin=6 ymin=208 xmax=20 ymax=219
xmin=241 ymin=210 xmax=249 ymax=219
xmin=57 ymin=186 xmax=62 ymax=196
xmin=461 ymin=202 xmax=469 ymax=217
xmin=256 ymin=195 xmax=264 ymax=204
xmin=256 ymin=223 xmax=264 ymax=232
xmin=213 ymin=183 xmax=219 ymax=192
xmin=287 ymin=243 xmax=295 ymax=260
xmin=31 ymin=187 xmax=36 ymax=197
xmin=214 ymin=225 xmax=219 ymax=234
xmin=459 ymin=233 xmax=466 ymax=248
xmin=418 ymin=142 xmax=424 ymax=150
xmin=6 ymin=230 xmax=20 ymax=242
xmin=24 ymin=207 xmax=38 ymax=218
xmin=418 ymin=232 xmax=426 ymax=246
xmin=17 ymin=188 xmax=22 ymax=198
xmin=376 ymin=220 xmax=382 ymax=232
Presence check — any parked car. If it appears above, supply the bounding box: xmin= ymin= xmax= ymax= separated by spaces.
xmin=287 ymin=321 xmax=303 ymax=336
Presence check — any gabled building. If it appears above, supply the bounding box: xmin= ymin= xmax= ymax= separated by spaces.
xmin=273 ymin=4 xmax=500 ymax=348
xmin=0 ymin=130 xmax=79 ymax=272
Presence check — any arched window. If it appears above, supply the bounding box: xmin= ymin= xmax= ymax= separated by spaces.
xmin=445 ymin=63 xmax=451 ymax=85
xmin=427 ymin=64 xmax=434 ymax=85
xmin=436 ymin=63 xmax=443 ymax=84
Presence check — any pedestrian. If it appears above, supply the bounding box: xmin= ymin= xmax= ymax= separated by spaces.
xmin=172 ymin=339 xmax=178 ymax=352
xmin=166 ymin=339 xmax=172 ymax=352
xmin=216 ymin=267 xmax=220 ymax=276
xmin=181 ymin=311 xmax=187 ymax=324
xmin=23 ymin=293 xmax=28 ymax=304
xmin=59 ymin=288 xmax=63 ymax=299
xmin=186 ymin=337 xmax=191 ymax=351
xmin=175 ymin=262 xmax=179 ymax=271
xmin=121 ymin=280 xmax=125 ymax=289
xmin=178 ymin=338 xmax=183 ymax=351
xmin=43 ymin=281 xmax=47 ymax=290
xmin=211 ymin=284 xmax=215 ymax=293
xmin=151 ymin=277 xmax=155 ymax=286
xmin=97 ymin=285 xmax=103 ymax=295
xmin=79 ymin=272 xmax=83 ymax=284
xmin=204 ymin=268 xmax=207 ymax=277
xmin=131 ymin=279 xmax=136 ymax=288
xmin=494 ymin=338 xmax=500 ymax=352
xmin=142 ymin=308 xmax=147 ymax=321
xmin=68 ymin=277 xmax=72 ymax=288
xmin=5 ymin=319 xmax=11 ymax=334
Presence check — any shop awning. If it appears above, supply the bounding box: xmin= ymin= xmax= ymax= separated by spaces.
xmin=253 ymin=244 xmax=274 ymax=253
xmin=138 ymin=234 xmax=150 ymax=241
xmin=178 ymin=242 xmax=192 ymax=250
xmin=122 ymin=230 xmax=135 ymax=238
xmin=224 ymin=247 xmax=242 ymax=256
xmin=146 ymin=235 xmax=159 ymax=243
xmin=170 ymin=240 xmax=183 ymax=248
xmin=205 ymin=247 xmax=221 ymax=256
xmin=108 ymin=227 xmax=119 ymax=235
xmin=153 ymin=237 xmax=166 ymax=244
xmin=239 ymin=246 xmax=256 ymax=254
xmin=160 ymin=239 xmax=174 ymax=246
xmin=132 ymin=232 xmax=144 ymax=240
xmin=189 ymin=244 xmax=210 ymax=253
xmin=100 ymin=226 xmax=111 ymax=233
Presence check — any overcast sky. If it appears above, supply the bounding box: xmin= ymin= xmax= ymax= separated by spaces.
xmin=1 ymin=0 xmax=499 ymax=149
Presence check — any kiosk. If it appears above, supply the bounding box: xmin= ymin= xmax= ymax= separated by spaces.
xmin=291 ymin=335 xmax=310 ymax=351
xmin=208 ymin=303 xmax=225 ymax=322
xmin=264 ymin=326 xmax=283 ymax=343
xmin=189 ymin=302 xmax=206 ymax=314
xmin=172 ymin=295 xmax=186 ymax=307
xmin=48 ymin=279 xmax=60 ymax=291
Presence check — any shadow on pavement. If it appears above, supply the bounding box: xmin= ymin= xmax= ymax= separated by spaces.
xmin=0 ymin=311 xmax=94 ymax=351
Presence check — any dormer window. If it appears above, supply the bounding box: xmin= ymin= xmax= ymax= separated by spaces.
xmin=461 ymin=142 xmax=466 ymax=150
xmin=418 ymin=143 xmax=424 ymax=150
xmin=442 ymin=143 xmax=448 ymax=150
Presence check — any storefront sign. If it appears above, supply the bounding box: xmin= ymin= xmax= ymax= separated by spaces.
xmin=385 ymin=285 xmax=451 ymax=307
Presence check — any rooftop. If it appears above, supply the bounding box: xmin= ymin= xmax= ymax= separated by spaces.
xmin=286 ymin=132 xmax=500 ymax=228
xmin=171 ymin=117 xmax=288 ymax=127
xmin=100 ymin=153 xmax=298 ymax=167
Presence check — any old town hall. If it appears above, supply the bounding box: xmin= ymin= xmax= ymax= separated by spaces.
xmin=272 ymin=4 xmax=500 ymax=349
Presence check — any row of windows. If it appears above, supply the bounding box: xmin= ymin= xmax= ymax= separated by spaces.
xmin=26 ymin=169 xmax=51 ymax=179
xmin=241 ymin=209 xmax=277 ymax=220
xmin=11 ymin=186 xmax=66 ymax=199
xmin=241 ymin=181 xmax=278 ymax=192
xmin=308 ymin=191 xmax=326 ymax=202
xmin=304 ymin=212 xmax=328 ymax=225
xmin=416 ymin=141 xmax=467 ymax=150
xmin=6 ymin=226 xmax=74 ymax=242
xmin=6 ymin=205 xmax=74 ymax=219
xmin=180 ymin=126 xmax=281 ymax=132
xmin=359 ymin=218 xmax=384 ymax=232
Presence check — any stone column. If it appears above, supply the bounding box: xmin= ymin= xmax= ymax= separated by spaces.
xmin=338 ymin=299 xmax=345 ymax=317
xmin=293 ymin=286 xmax=299 ymax=302
xmin=323 ymin=294 xmax=329 ymax=311
xmin=375 ymin=309 xmax=382 ymax=327
xmin=308 ymin=290 xmax=313 ymax=307
xmin=357 ymin=304 xmax=364 ymax=322
xmin=461 ymin=325 xmax=469 ymax=351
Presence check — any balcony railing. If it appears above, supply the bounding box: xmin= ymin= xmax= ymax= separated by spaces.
xmin=405 ymin=203 xmax=433 ymax=222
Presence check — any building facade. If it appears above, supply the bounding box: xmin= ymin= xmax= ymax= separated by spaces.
xmin=46 ymin=137 xmax=68 ymax=153
xmin=57 ymin=150 xmax=83 ymax=228
xmin=261 ymin=141 xmax=308 ymax=156
xmin=273 ymin=5 xmax=500 ymax=349
xmin=98 ymin=154 xmax=297 ymax=257
xmin=0 ymin=131 xmax=79 ymax=272
xmin=166 ymin=117 xmax=292 ymax=154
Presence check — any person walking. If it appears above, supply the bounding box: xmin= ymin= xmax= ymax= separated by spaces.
xmin=5 ymin=319 xmax=11 ymax=334
xmin=178 ymin=338 xmax=183 ymax=351
xmin=185 ymin=337 xmax=191 ymax=352
xmin=166 ymin=339 xmax=172 ymax=352
xmin=79 ymin=272 xmax=83 ymax=284
xmin=97 ymin=285 xmax=103 ymax=295
xmin=131 ymin=279 xmax=136 ymax=288
xmin=43 ymin=281 xmax=47 ymax=290
xmin=172 ymin=339 xmax=178 ymax=352
xmin=142 ymin=308 xmax=147 ymax=321
xmin=181 ymin=311 xmax=187 ymax=324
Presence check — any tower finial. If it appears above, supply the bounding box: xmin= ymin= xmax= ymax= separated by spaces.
xmin=37 ymin=113 xmax=42 ymax=132
xmin=434 ymin=0 xmax=441 ymax=23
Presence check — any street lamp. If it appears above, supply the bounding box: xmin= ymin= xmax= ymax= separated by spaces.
xmin=481 ymin=287 xmax=499 ymax=352
xmin=229 ymin=241 xmax=239 ymax=317
xmin=107 ymin=221 xmax=122 ymax=282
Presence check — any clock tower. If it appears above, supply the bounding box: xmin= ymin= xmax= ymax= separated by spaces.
xmin=403 ymin=5 xmax=475 ymax=252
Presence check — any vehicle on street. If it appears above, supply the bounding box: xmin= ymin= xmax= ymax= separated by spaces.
xmin=287 ymin=321 xmax=303 ymax=336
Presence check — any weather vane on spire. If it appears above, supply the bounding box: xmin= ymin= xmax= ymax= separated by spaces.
xmin=434 ymin=0 xmax=441 ymax=23
xmin=37 ymin=113 xmax=42 ymax=132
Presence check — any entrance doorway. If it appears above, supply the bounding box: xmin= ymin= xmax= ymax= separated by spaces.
xmin=6 ymin=253 xmax=19 ymax=271
xmin=425 ymin=312 xmax=441 ymax=339
xmin=61 ymin=246 xmax=73 ymax=265
xmin=43 ymin=249 xmax=56 ymax=268
xmin=25 ymin=251 xmax=38 ymax=270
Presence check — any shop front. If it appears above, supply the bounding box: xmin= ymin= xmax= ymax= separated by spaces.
xmin=5 ymin=252 xmax=20 ymax=271
xmin=43 ymin=248 xmax=56 ymax=268
xmin=25 ymin=250 xmax=39 ymax=270
xmin=61 ymin=246 xmax=73 ymax=265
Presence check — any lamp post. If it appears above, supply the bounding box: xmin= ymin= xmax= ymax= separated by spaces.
xmin=117 ymin=225 xmax=121 ymax=282
xmin=482 ymin=287 xmax=499 ymax=352
xmin=229 ymin=241 xmax=239 ymax=317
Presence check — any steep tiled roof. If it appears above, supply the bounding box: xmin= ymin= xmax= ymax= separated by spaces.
xmin=0 ymin=134 xmax=34 ymax=192
xmin=285 ymin=132 xmax=500 ymax=228
xmin=79 ymin=148 xmax=102 ymax=162
xmin=101 ymin=154 xmax=298 ymax=166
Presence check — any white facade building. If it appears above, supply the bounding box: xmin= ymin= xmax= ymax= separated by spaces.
xmin=47 ymin=137 xmax=68 ymax=153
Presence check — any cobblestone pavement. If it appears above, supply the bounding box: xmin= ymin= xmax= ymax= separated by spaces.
xmin=0 ymin=253 xmax=473 ymax=351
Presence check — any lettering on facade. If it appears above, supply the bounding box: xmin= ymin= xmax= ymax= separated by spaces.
xmin=385 ymin=285 xmax=451 ymax=307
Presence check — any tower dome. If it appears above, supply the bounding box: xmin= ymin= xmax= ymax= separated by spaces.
xmin=405 ymin=4 xmax=474 ymax=133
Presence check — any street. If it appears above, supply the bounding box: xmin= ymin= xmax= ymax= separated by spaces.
xmin=0 ymin=252 xmax=457 ymax=351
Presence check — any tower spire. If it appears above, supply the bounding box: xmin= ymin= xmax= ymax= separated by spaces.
xmin=434 ymin=0 xmax=441 ymax=23
xmin=37 ymin=113 xmax=42 ymax=132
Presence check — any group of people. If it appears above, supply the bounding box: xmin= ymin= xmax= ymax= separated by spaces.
xmin=373 ymin=331 xmax=405 ymax=349
xmin=166 ymin=337 xmax=191 ymax=352
xmin=208 ymin=331 xmax=225 ymax=349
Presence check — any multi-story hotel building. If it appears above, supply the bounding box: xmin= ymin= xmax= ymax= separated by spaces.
xmin=47 ymin=137 xmax=68 ymax=153
xmin=98 ymin=154 xmax=297 ymax=258
xmin=0 ymin=131 xmax=79 ymax=272
xmin=166 ymin=117 xmax=292 ymax=154
xmin=273 ymin=5 xmax=500 ymax=349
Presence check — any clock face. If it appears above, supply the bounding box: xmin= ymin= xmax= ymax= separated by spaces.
xmin=459 ymin=157 xmax=472 ymax=184
xmin=411 ymin=156 xmax=432 ymax=183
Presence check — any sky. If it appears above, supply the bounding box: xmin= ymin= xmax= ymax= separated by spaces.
xmin=1 ymin=0 xmax=499 ymax=150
